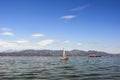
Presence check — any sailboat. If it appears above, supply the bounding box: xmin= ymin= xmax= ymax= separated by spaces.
xmin=60 ymin=48 xmax=68 ymax=60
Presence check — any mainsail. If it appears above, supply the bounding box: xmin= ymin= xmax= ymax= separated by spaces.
xmin=63 ymin=48 xmax=66 ymax=57
xmin=60 ymin=48 xmax=68 ymax=60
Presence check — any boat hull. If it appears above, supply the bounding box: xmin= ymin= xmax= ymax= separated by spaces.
xmin=88 ymin=54 xmax=101 ymax=57
xmin=60 ymin=57 xmax=68 ymax=60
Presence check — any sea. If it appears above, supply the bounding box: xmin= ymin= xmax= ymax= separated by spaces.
xmin=0 ymin=56 xmax=120 ymax=80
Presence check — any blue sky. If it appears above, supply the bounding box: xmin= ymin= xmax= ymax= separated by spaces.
xmin=0 ymin=0 xmax=120 ymax=53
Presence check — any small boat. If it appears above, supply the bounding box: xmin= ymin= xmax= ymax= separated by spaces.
xmin=88 ymin=54 xmax=101 ymax=57
xmin=60 ymin=48 xmax=68 ymax=60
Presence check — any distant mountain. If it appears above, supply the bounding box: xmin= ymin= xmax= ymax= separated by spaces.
xmin=0 ymin=49 xmax=113 ymax=56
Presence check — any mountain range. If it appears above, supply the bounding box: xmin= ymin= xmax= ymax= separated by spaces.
xmin=0 ymin=49 xmax=119 ymax=56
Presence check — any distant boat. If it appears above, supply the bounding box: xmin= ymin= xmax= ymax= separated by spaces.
xmin=60 ymin=48 xmax=68 ymax=60
xmin=88 ymin=54 xmax=101 ymax=57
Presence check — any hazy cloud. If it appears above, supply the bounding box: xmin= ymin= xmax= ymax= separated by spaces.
xmin=0 ymin=27 xmax=12 ymax=31
xmin=0 ymin=32 xmax=14 ymax=36
xmin=37 ymin=39 xmax=54 ymax=46
xmin=60 ymin=15 xmax=76 ymax=20
xmin=32 ymin=34 xmax=44 ymax=38
xmin=0 ymin=39 xmax=38 ymax=51
xmin=71 ymin=4 xmax=90 ymax=11
xmin=61 ymin=40 xmax=70 ymax=44
xmin=0 ymin=40 xmax=17 ymax=48
xmin=16 ymin=40 xmax=29 ymax=44
xmin=76 ymin=43 xmax=82 ymax=46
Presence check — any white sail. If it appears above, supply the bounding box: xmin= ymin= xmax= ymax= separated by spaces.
xmin=63 ymin=48 xmax=66 ymax=57
xmin=60 ymin=48 xmax=68 ymax=60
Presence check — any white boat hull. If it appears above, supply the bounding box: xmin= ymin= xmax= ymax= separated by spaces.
xmin=60 ymin=57 xmax=68 ymax=60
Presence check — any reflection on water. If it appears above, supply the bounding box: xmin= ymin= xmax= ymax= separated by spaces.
xmin=0 ymin=56 xmax=120 ymax=80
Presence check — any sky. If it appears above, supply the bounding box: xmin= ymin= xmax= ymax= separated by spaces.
xmin=0 ymin=0 xmax=120 ymax=53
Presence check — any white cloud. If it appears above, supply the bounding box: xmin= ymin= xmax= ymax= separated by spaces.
xmin=0 ymin=39 xmax=55 ymax=51
xmin=71 ymin=4 xmax=90 ymax=11
xmin=0 ymin=32 xmax=14 ymax=36
xmin=0 ymin=40 xmax=10 ymax=46
xmin=16 ymin=40 xmax=29 ymax=44
xmin=32 ymin=34 xmax=44 ymax=38
xmin=0 ymin=27 xmax=12 ymax=31
xmin=60 ymin=15 xmax=76 ymax=20
xmin=76 ymin=43 xmax=82 ymax=46
xmin=61 ymin=40 xmax=70 ymax=44
xmin=0 ymin=40 xmax=17 ymax=48
xmin=37 ymin=39 xmax=54 ymax=46
xmin=0 ymin=40 xmax=37 ymax=51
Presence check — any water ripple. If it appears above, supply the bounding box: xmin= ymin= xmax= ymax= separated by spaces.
xmin=0 ymin=56 xmax=120 ymax=80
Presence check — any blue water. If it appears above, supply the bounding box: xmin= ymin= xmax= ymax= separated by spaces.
xmin=0 ymin=56 xmax=120 ymax=80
